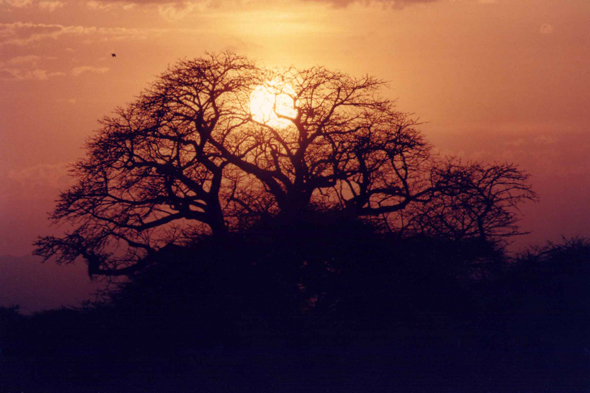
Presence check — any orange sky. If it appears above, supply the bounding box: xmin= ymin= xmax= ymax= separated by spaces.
xmin=1 ymin=0 xmax=589 ymax=309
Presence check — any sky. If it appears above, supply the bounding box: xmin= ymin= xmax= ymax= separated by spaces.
xmin=0 ymin=0 xmax=589 ymax=309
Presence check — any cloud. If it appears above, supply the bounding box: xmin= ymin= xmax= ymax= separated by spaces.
xmin=95 ymin=26 xmax=152 ymax=41
xmin=1 ymin=0 xmax=33 ymax=7
xmin=158 ymin=2 xmax=206 ymax=21
xmin=0 ymin=69 xmax=16 ymax=79
xmin=534 ymin=135 xmax=558 ymax=145
xmin=0 ymin=55 xmax=65 ymax=81
xmin=299 ymin=0 xmax=439 ymax=8
xmin=85 ymin=0 xmax=203 ymax=19
xmin=0 ymin=0 xmax=449 ymax=10
xmin=4 ymin=162 xmax=70 ymax=189
xmin=86 ymin=0 xmax=137 ymax=10
xmin=0 ymin=162 xmax=73 ymax=199
xmin=540 ymin=24 xmax=554 ymax=35
xmin=85 ymin=0 xmax=201 ymax=4
xmin=56 ymin=98 xmax=77 ymax=104
xmin=87 ymin=0 xmax=438 ymax=10
xmin=89 ymin=0 xmax=436 ymax=5
xmin=72 ymin=65 xmax=110 ymax=76
xmin=0 ymin=22 xmax=156 ymax=46
xmin=1 ymin=54 xmax=41 ymax=66
xmin=86 ymin=0 xmax=115 ymax=10
xmin=39 ymin=0 xmax=65 ymax=11
xmin=0 ymin=68 xmax=66 ymax=80
xmin=0 ymin=22 xmax=71 ymax=46
xmin=481 ymin=131 xmax=590 ymax=177
xmin=28 ymin=69 xmax=49 ymax=80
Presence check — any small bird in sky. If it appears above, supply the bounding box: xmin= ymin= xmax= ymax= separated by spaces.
xmin=111 ymin=53 xmax=116 ymax=58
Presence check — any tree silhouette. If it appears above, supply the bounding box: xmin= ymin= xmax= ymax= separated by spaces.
xmin=34 ymin=52 xmax=536 ymax=276
xmin=397 ymin=159 xmax=538 ymax=242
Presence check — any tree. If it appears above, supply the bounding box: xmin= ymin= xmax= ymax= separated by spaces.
xmin=35 ymin=53 xmax=258 ymax=275
xmin=394 ymin=159 xmax=538 ymax=243
xmin=34 ymin=52 xmax=536 ymax=276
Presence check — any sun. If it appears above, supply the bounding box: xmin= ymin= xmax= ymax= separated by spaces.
xmin=250 ymin=80 xmax=297 ymax=129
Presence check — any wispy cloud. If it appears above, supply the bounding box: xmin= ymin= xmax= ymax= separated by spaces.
xmin=0 ymin=54 xmax=65 ymax=81
xmin=1 ymin=54 xmax=42 ymax=66
xmin=86 ymin=0 xmax=115 ymax=10
xmin=39 ymin=0 xmax=65 ymax=11
xmin=540 ymin=24 xmax=554 ymax=35
xmin=158 ymin=2 xmax=207 ymax=21
xmin=71 ymin=65 xmax=109 ymax=76
xmin=0 ymin=22 xmax=159 ymax=46
xmin=1 ymin=0 xmax=33 ymax=8
xmin=55 ymin=97 xmax=77 ymax=104
xmin=0 ymin=68 xmax=66 ymax=80
xmin=85 ymin=0 xmax=205 ymax=20
xmin=84 ymin=0 xmax=439 ymax=10
xmin=1 ymin=162 xmax=72 ymax=199
xmin=0 ymin=22 xmax=79 ymax=46
xmin=300 ymin=0 xmax=440 ymax=8
xmin=85 ymin=0 xmax=202 ymax=4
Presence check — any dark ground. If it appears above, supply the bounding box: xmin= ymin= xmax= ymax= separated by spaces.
xmin=2 ymin=229 xmax=589 ymax=392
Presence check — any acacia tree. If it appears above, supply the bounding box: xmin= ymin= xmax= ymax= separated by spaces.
xmin=396 ymin=160 xmax=538 ymax=242
xmin=34 ymin=52 xmax=536 ymax=276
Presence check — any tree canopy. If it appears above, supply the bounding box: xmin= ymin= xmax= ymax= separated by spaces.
xmin=34 ymin=52 xmax=537 ymax=276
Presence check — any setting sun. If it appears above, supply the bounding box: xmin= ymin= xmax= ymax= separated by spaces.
xmin=250 ymin=80 xmax=297 ymax=129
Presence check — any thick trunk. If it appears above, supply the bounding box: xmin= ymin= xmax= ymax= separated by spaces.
xmin=207 ymin=207 xmax=228 ymax=237
xmin=280 ymin=192 xmax=312 ymax=219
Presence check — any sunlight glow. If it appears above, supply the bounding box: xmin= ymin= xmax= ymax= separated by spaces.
xmin=250 ymin=80 xmax=297 ymax=129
